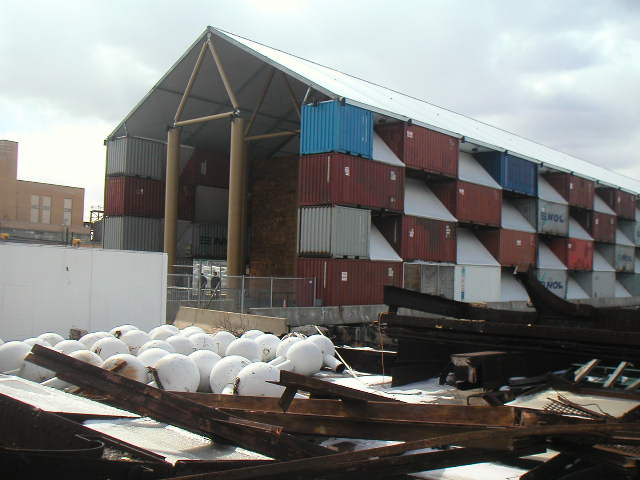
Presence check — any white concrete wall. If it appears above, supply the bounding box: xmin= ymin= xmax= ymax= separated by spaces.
xmin=0 ymin=243 xmax=167 ymax=340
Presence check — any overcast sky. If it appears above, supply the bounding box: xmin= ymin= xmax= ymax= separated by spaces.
xmin=1 ymin=0 xmax=639 ymax=219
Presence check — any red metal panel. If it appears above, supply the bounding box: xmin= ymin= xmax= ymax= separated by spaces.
xmin=477 ymin=229 xmax=536 ymax=268
xmin=548 ymin=237 xmax=593 ymax=271
xmin=104 ymin=176 xmax=165 ymax=218
xmin=298 ymin=154 xmax=404 ymax=211
xmin=599 ymin=188 xmax=636 ymax=220
xmin=376 ymin=215 xmax=456 ymax=262
xmin=544 ymin=172 xmax=594 ymax=210
xmin=429 ymin=180 xmax=501 ymax=227
xmin=296 ymin=258 xmax=402 ymax=306
xmin=375 ymin=123 xmax=458 ymax=177
xmin=573 ymin=210 xmax=616 ymax=243
xmin=181 ymin=148 xmax=229 ymax=188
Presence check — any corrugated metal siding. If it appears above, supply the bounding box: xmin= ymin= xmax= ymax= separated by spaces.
xmin=403 ymin=263 xmax=456 ymax=299
xmin=191 ymin=223 xmax=227 ymax=259
xmin=544 ymin=172 xmax=594 ymax=210
xmin=298 ymin=206 xmax=370 ymax=258
xmin=598 ymin=244 xmax=635 ymax=273
xmin=536 ymin=269 xmax=568 ymax=299
xmin=178 ymin=184 xmax=195 ymax=221
xmin=513 ymin=199 xmax=569 ymax=236
xmin=599 ymin=188 xmax=636 ymax=220
xmin=103 ymin=216 xmax=163 ymax=251
xmin=376 ymin=215 xmax=456 ymax=262
xmin=374 ymin=123 xmax=458 ymax=177
xmin=430 ymin=180 xmax=502 ymax=227
xmin=574 ymin=271 xmax=616 ymax=298
xmin=476 ymin=152 xmax=537 ymax=196
xmin=548 ymin=238 xmax=594 ymax=271
xmin=298 ymin=153 xmax=404 ymax=211
xmin=619 ymin=220 xmax=640 ymax=247
xmin=181 ymin=148 xmax=230 ymax=188
xmin=106 ymin=137 xmax=166 ymax=180
xmin=104 ymin=177 xmax=165 ymax=218
xmin=573 ymin=210 xmax=616 ymax=243
xmin=476 ymin=229 xmax=536 ymax=268
xmin=296 ymin=258 xmax=401 ymax=305
xmin=454 ymin=265 xmax=502 ymax=302
xmin=301 ymin=100 xmax=373 ymax=158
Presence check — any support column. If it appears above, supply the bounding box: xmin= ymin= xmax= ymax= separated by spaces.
xmin=227 ymin=117 xmax=246 ymax=275
xmin=164 ymin=127 xmax=181 ymax=273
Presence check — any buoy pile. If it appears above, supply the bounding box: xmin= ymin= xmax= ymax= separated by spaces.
xmin=0 ymin=326 xmax=344 ymax=398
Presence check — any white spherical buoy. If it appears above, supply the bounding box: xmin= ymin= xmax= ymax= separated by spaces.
xmin=149 ymin=325 xmax=179 ymax=341
xmin=37 ymin=333 xmax=65 ymax=347
xmin=189 ymin=350 xmax=221 ymax=392
xmin=210 ymin=355 xmax=251 ymax=394
xmin=23 ymin=337 xmax=51 ymax=348
xmin=152 ymin=354 xmax=200 ymax=392
xmin=307 ymin=335 xmax=345 ymax=372
xmin=189 ymin=333 xmax=217 ymax=352
xmin=278 ymin=340 xmax=323 ymax=376
xmin=91 ymin=337 xmax=129 ymax=360
xmin=236 ymin=362 xmax=285 ymax=397
xmin=225 ymin=338 xmax=260 ymax=362
xmin=109 ymin=324 xmax=139 ymax=338
xmin=138 ymin=340 xmax=175 ymax=355
xmin=269 ymin=336 xmax=303 ymax=367
xmin=19 ymin=342 xmax=56 ymax=382
xmin=55 ymin=340 xmax=87 ymax=355
xmin=137 ymin=347 xmax=170 ymax=367
xmin=241 ymin=329 xmax=264 ymax=340
xmin=79 ymin=332 xmax=111 ymax=349
xmin=180 ymin=326 xmax=205 ymax=337
xmin=101 ymin=354 xmax=147 ymax=383
xmin=255 ymin=334 xmax=281 ymax=362
xmin=211 ymin=331 xmax=236 ymax=356
xmin=120 ymin=330 xmax=151 ymax=356
xmin=69 ymin=349 xmax=103 ymax=366
xmin=166 ymin=335 xmax=196 ymax=355
xmin=0 ymin=341 xmax=31 ymax=373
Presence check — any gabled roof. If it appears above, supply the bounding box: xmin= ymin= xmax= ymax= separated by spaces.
xmin=109 ymin=26 xmax=640 ymax=194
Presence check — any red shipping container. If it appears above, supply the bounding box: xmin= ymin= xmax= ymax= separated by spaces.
xmin=598 ymin=188 xmax=636 ymax=220
xmin=544 ymin=172 xmax=594 ymax=210
xmin=430 ymin=180 xmax=502 ymax=227
xmin=298 ymin=153 xmax=404 ymax=212
xmin=573 ymin=210 xmax=616 ymax=243
xmin=296 ymin=258 xmax=402 ymax=306
xmin=181 ymin=148 xmax=229 ymax=189
xmin=476 ymin=229 xmax=536 ymax=268
xmin=376 ymin=215 xmax=456 ymax=262
xmin=548 ymin=237 xmax=594 ymax=271
xmin=105 ymin=176 xmax=165 ymax=218
xmin=375 ymin=123 xmax=458 ymax=177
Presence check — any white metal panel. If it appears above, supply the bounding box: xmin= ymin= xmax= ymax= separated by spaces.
xmin=616 ymin=229 xmax=635 ymax=247
xmin=372 ymin=132 xmax=404 ymax=167
xmin=502 ymin=200 xmax=535 ymax=233
xmin=538 ymin=243 xmax=567 ymax=270
xmin=500 ymin=272 xmax=529 ymax=302
xmin=593 ymin=250 xmax=615 ymax=272
xmin=567 ymin=276 xmax=590 ymax=299
xmin=538 ymin=175 xmax=567 ymax=204
xmin=456 ymin=228 xmax=500 ymax=266
xmin=615 ymin=281 xmax=632 ymax=298
xmin=454 ymin=265 xmax=501 ymax=302
xmin=404 ymin=178 xmax=457 ymax=221
xmin=569 ymin=217 xmax=593 ymax=240
xmin=369 ymin=224 xmax=402 ymax=262
xmin=594 ymin=195 xmax=616 ymax=215
xmin=458 ymin=152 xmax=501 ymax=188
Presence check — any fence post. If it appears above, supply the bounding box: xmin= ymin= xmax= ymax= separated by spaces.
xmin=270 ymin=277 xmax=274 ymax=308
xmin=240 ymin=275 xmax=245 ymax=313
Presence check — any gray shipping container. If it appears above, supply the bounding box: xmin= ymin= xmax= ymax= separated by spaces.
xmin=298 ymin=206 xmax=370 ymax=258
xmin=103 ymin=216 xmax=163 ymax=252
xmin=619 ymin=219 xmax=640 ymax=247
xmin=573 ymin=271 xmax=615 ymax=298
xmin=618 ymin=273 xmax=640 ymax=296
xmin=404 ymin=263 xmax=455 ymax=299
xmin=513 ymin=198 xmax=569 ymax=236
xmin=192 ymin=223 xmax=227 ymax=259
xmin=536 ymin=269 xmax=567 ymax=299
xmin=598 ymin=244 xmax=635 ymax=273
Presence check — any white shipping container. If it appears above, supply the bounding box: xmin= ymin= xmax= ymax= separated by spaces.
xmin=298 ymin=206 xmax=370 ymax=258
xmin=573 ymin=271 xmax=615 ymax=299
xmin=103 ymin=216 xmax=163 ymax=252
xmin=536 ymin=269 xmax=568 ymax=299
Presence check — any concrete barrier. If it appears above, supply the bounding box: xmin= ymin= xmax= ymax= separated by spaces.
xmin=174 ymin=307 xmax=288 ymax=335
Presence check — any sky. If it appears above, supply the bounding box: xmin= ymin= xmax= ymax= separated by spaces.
xmin=1 ymin=0 xmax=639 ymax=220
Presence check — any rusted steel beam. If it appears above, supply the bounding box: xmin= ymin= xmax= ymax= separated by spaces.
xmin=26 ymin=345 xmax=331 ymax=460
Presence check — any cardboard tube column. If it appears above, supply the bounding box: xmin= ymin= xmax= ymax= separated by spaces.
xmin=164 ymin=127 xmax=181 ymax=273
xmin=227 ymin=117 xmax=246 ymax=275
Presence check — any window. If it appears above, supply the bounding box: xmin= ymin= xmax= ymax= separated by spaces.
xmin=41 ymin=196 xmax=51 ymax=224
xmin=63 ymin=198 xmax=72 ymax=226
xmin=30 ymin=195 xmax=39 ymax=223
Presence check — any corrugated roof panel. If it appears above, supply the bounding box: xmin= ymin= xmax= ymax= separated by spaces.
xmin=457 ymin=228 xmax=500 ymax=266
xmin=593 ymin=250 xmax=615 ymax=272
xmin=538 ymin=175 xmax=567 ymax=204
xmin=615 ymin=281 xmax=632 ymax=298
xmin=594 ymin=195 xmax=616 ymax=215
xmin=500 ymin=272 xmax=530 ymax=302
xmin=211 ymin=28 xmax=640 ymax=195
xmin=569 ymin=217 xmax=593 ymax=240
xmin=616 ymin=229 xmax=635 ymax=247
xmin=458 ymin=152 xmax=501 ymax=188
xmin=369 ymin=224 xmax=402 ymax=262
xmin=372 ymin=132 xmax=405 ymax=167
xmin=404 ymin=178 xmax=457 ymax=221
xmin=502 ymin=200 xmax=535 ymax=232
xmin=538 ymin=242 xmax=567 ymax=270
xmin=567 ymin=276 xmax=590 ymax=299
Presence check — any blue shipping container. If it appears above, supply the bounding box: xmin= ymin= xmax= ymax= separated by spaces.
xmin=301 ymin=100 xmax=373 ymax=158
xmin=476 ymin=152 xmax=538 ymax=197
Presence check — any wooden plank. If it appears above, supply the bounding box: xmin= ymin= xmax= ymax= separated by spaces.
xmin=603 ymin=361 xmax=631 ymax=389
xmin=574 ymin=359 xmax=601 ymax=383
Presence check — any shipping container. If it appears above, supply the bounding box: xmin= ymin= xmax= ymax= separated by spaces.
xmin=597 ymin=232 xmax=635 ymax=273
xmin=374 ymin=122 xmax=458 ymax=176
xmin=298 ymin=205 xmax=370 ymax=258
xmin=548 ymin=237 xmax=594 ymax=271
xmin=544 ymin=172 xmax=594 ymax=210
xmin=538 ymin=241 xmax=567 ymax=270
xmin=191 ymin=223 xmax=227 ymax=259
xmin=181 ymin=148 xmax=230 ymax=188
xmin=475 ymin=152 xmax=538 ymax=196
xmin=573 ymin=210 xmax=616 ymax=244
xmin=618 ymin=273 xmax=640 ymax=296
xmin=430 ymin=180 xmax=502 ymax=227
xmin=178 ymin=184 xmax=195 ymax=221
xmin=573 ymin=271 xmax=615 ymax=299
xmin=619 ymin=217 xmax=640 ymax=247
xmin=404 ymin=178 xmax=457 ymax=221
xmin=475 ymin=229 xmax=537 ymax=268
xmin=298 ymin=153 xmax=404 ymax=211
xmin=403 ymin=262 xmax=455 ymax=299
xmin=375 ymin=215 xmax=456 ymax=262
xmin=501 ymin=271 xmax=530 ymax=302
xmin=370 ymin=224 xmax=403 ymax=262
xmin=536 ymin=269 xmax=568 ymax=299
xmin=301 ymin=100 xmax=373 ymax=158
xmin=567 ymin=276 xmax=590 ymax=299
xmin=513 ymin=198 xmax=569 ymax=236
xmin=176 ymin=220 xmax=193 ymax=258
xmin=457 ymin=228 xmax=501 ymax=267
xmin=615 ymin=281 xmax=632 ymax=298
xmin=103 ymin=216 xmax=163 ymax=252
xmin=502 ymin=200 xmax=536 ymax=233
xmin=194 ymin=186 xmax=229 ymax=224
xmin=598 ymin=187 xmax=636 ymax=220
xmin=296 ymin=258 xmax=401 ymax=305
xmin=458 ymin=152 xmax=502 ymax=188
xmin=104 ymin=177 xmax=165 ymax=218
